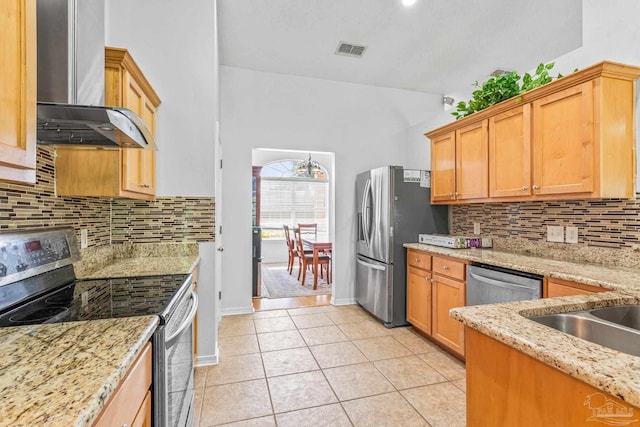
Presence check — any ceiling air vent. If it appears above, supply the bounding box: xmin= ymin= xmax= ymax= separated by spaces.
xmin=490 ymin=68 xmax=514 ymax=77
xmin=335 ymin=42 xmax=367 ymax=58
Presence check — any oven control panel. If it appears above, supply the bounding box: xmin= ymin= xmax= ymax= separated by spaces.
xmin=0 ymin=228 xmax=80 ymax=285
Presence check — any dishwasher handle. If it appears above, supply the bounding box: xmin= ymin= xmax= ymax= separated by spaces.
xmin=468 ymin=272 xmax=539 ymax=291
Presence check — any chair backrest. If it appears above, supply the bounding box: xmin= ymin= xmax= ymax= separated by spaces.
xmin=293 ymin=227 xmax=305 ymax=254
xmin=297 ymin=223 xmax=317 ymax=238
xmin=283 ymin=225 xmax=294 ymax=250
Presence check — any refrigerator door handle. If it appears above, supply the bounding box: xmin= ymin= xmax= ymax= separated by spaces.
xmin=357 ymin=258 xmax=386 ymax=271
xmin=361 ymin=178 xmax=372 ymax=247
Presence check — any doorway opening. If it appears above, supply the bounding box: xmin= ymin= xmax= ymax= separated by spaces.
xmin=252 ymin=148 xmax=335 ymax=307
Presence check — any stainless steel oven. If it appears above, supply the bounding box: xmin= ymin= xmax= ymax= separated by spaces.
xmin=0 ymin=228 xmax=197 ymax=427
xmin=155 ymin=274 xmax=198 ymax=427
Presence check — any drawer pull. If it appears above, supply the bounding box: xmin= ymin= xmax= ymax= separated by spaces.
xmin=442 ymin=265 xmax=449 ymax=270
xmin=521 ymin=186 xmax=528 ymax=191
xmin=532 ymin=184 xmax=539 ymax=190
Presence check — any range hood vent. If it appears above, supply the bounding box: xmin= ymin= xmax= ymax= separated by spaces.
xmin=37 ymin=103 xmax=154 ymax=148
xmin=35 ymin=0 xmax=153 ymax=149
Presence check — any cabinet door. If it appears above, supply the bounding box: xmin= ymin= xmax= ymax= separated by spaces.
xmin=407 ymin=266 xmax=432 ymax=334
xmin=0 ymin=0 xmax=36 ymax=184
xmin=122 ymin=73 xmax=156 ymax=195
xmin=432 ymin=275 xmax=465 ymax=356
xmin=545 ymin=277 xmax=606 ymax=298
xmin=532 ymin=82 xmax=594 ymax=196
xmin=489 ymin=105 xmax=531 ymax=198
xmin=430 ymin=132 xmax=456 ymax=202
xmin=455 ymin=120 xmax=488 ymax=200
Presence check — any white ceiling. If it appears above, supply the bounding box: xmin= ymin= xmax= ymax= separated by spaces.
xmin=218 ymin=0 xmax=583 ymax=96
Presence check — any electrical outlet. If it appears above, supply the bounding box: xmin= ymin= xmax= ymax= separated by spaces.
xmin=473 ymin=222 xmax=481 ymax=235
xmin=546 ymin=225 xmax=564 ymax=243
xmin=565 ymin=226 xmax=579 ymax=244
xmin=80 ymin=229 xmax=88 ymax=249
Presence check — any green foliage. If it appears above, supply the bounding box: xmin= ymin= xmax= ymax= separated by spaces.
xmin=452 ymin=62 xmax=565 ymax=120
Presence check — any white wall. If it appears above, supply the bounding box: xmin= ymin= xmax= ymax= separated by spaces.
xmin=405 ymin=0 xmax=640 ymax=168
xmin=105 ymin=0 xmax=219 ymax=364
xmin=220 ymin=67 xmax=441 ymax=313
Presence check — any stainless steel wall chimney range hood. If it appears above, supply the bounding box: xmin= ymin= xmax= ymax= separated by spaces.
xmin=36 ymin=0 xmax=154 ymax=149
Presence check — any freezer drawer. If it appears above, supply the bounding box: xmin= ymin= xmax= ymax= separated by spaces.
xmin=356 ymin=255 xmax=393 ymax=324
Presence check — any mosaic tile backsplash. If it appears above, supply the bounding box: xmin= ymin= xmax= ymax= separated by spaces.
xmin=0 ymin=147 xmax=215 ymax=246
xmin=452 ymin=199 xmax=640 ymax=268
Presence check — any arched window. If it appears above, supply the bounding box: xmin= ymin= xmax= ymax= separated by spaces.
xmin=260 ymin=158 xmax=329 ymax=238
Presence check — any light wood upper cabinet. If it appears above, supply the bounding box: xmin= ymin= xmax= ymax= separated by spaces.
xmin=489 ymin=104 xmax=531 ymax=198
xmin=0 ymin=0 xmax=37 ymax=184
xmin=427 ymin=61 xmax=640 ymax=204
xmin=56 ymin=47 xmax=160 ymax=200
xmin=532 ymin=82 xmax=594 ymax=196
xmin=456 ymin=120 xmax=489 ymax=200
xmin=430 ymin=121 xmax=488 ymax=202
xmin=430 ymin=132 xmax=456 ymax=202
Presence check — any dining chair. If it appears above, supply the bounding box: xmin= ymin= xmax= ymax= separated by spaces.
xmin=283 ymin=225 xmax=296 ymax=275
xmin=297 ymin=223 xmax=317 ymax=240
xmin=294 ymin=227 xmax=330 ymax=287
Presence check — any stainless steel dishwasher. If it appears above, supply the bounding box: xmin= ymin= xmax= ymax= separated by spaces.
xmin=466 ymin=264 xmax=543 ymax=306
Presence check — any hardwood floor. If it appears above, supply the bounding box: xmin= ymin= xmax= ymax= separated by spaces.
xmin=252 ymin=294 xmax=332 ymax=311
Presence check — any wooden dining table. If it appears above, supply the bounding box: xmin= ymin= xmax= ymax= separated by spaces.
xmin=301 ymin=234 xmax=332 ymax=290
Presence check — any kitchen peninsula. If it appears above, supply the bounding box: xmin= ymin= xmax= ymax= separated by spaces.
xmin=405 ymin=242 xmax=640 ymax=425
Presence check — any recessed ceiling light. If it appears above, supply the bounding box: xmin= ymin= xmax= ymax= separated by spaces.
xmin=402 ymin=0 xmax=417 ymax=7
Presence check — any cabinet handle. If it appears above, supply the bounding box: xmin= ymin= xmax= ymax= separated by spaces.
xmin=532 ymin=185 xmax=539 ymax=190
xmin=449 ymin=192 xmax=454 ymax=197
xmin=521 ymin=186 xmax=528 ymax=191
xmin=442 ymin=265 xmax=449 ymax=270
xmin=455 ymin=192 xmax=459 ymax=196
xmin=138 ymin=184 xmax=151 ymax=188
xmin=415 ymin=258 xmax=419 ymax=263
xmin=430 ymin=279 xmax=435 ymax=283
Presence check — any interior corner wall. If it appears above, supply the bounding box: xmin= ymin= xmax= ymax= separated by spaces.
xmin=220 ymin=66 xmax=439 ymax=313
xmin=105 ymin=0 xmax=219 ymax=363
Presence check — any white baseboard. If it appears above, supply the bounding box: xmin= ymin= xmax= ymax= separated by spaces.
xmin=221 ymin=306 xmax=255 ymax=316
xmin=196 ymin=345 xmax=220 ymax=367
xmin=332 ymin=297 xmax=357 ymax=306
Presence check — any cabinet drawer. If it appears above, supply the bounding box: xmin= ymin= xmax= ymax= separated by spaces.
xmin=432 ymin=256 xmax=465 ymax=281
xmin=545 ymin=277 xmax=607 ymax=298
xmin=407 ymin=249 xmax=432 ymax=270
xmin=94 ymin=342 xmax=152 ymax=427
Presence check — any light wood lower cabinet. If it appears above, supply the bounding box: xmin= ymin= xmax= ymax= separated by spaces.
xmin=94 ymin=342 xmax=152 ymax=427
xmin=544 ymin=277 xmax=607 ymax=298
xmin=406 ymin=250 xmax=466 ymax=357
xmin=407 ymin=265 xmax=432 ymax=334
xmin=0 ymin=0 xmax=37 ymax=184
xmin=466 ymin=328 xmax=638 ymax=426
xmin=432 ymin=272 xmax=465 ymax=356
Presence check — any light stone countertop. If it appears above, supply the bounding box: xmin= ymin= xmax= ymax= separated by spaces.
xmin=403 ymin=243 xmax=640 ymax=407
xmin=78 ymin=256 xmax=200 ymax=279
xmin=0 ymin=315 xmax=159 ymax=427
xmin=74 ymin=243 xmax=200 ymax=279
xmin=404 ymin=243 xmax=640 ymax=291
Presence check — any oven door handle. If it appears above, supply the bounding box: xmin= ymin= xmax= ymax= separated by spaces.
xmin=166 ymin=291 xmax=199 ymax=344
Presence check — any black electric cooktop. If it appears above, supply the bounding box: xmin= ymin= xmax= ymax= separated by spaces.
xmin=0 ymin=266 xmax=189 ymax=327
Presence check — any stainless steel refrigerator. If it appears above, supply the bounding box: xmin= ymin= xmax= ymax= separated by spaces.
xmin=356 ymin=166 xmax=449 ymax=327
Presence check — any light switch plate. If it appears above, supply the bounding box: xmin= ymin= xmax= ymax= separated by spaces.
xmin=546 ymin=225 xmax=564 ymax=243
xmin=80 ymin=229 xmax=88 ymax=249
xmin=473 ymin=222 xmax=481 ymax=235
xmin=565 ymin=226 xmax=578 ymax=244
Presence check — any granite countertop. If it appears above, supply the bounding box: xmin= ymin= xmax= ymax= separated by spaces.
xmin=79 ymin=256 xmax=200 ymax=279
xmin=404 ymin=243 xmax=640 ymax=292
xmin=404 ymin=243 xmax=640 ymax=407
xmin=74 ymin=243 xmax=200 ymax=279
xmin=0 ymin=315 xmax=159 ymax=426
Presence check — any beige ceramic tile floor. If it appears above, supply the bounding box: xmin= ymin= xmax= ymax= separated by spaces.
xmin=195 ymin=304 xmax=466 ymax=427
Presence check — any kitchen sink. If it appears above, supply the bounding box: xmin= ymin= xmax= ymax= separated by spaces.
xmin=589 ymin=305 xmax=640 ymax=331
xmin=529 ymin=306 xmax=640 ymax=357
